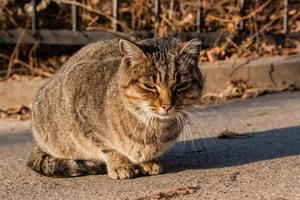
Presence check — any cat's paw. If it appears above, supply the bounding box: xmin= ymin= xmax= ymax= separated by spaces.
xmin=107 ymin=165 xmax=137 ymax=180
xmin=139 ymin=161 xmax=162 ymax=176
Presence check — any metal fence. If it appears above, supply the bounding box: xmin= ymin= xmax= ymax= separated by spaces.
xmin=0 ymin=0 xmax=298 ymax=47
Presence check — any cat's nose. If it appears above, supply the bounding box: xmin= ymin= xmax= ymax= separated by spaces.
xmin=162 ymin=104 xmax=172 ymax=111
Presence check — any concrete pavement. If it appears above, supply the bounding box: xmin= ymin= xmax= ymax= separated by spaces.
xmin=1 ymin=92 xmax=300 ymax=200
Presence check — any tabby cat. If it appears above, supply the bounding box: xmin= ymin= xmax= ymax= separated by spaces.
xmin=27 ymin=37 xmax=203 ymax=179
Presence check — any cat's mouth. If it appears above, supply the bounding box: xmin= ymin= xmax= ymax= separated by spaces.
xmin=135 ymin=104 xmax=183 ymax=121
xmin=148 ymin=108 xmax=181 ymax=120
xmin=151 ymin=113 xmax=175 ymax=120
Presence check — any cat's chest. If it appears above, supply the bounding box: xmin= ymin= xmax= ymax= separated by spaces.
xmin=125 ymin=141 xmax=172 ymax=164
xmin=123 ymin=128 xmax=179 ymax=164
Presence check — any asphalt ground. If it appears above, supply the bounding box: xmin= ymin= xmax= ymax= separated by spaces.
xmin=1 ymin=91 xmax=300 ymax=200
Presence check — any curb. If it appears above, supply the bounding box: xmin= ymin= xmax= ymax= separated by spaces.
xmin=201 ymin=54 xmax=300 ymax=94
xmin=0 ymin=79 xmax=46 ymax=110
xmin=0 ymin=54 xmax=299 ymax=109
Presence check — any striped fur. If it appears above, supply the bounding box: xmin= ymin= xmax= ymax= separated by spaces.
xmin=27 ymin=145 xmax=106 ymax=177
xmin=28 ymin=37 xmax=203 ymax=179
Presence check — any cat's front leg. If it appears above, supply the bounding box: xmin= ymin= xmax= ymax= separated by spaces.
xmin=105 ymin=150 xmax=137 ymax=180
xmin=138 ymin=159 xmax=163 ymax=176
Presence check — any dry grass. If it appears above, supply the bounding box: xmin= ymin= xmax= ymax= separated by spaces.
xmin=0 ymin=0 xmax=299 ymax=79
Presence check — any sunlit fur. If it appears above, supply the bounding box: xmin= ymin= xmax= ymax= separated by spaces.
xmin=27 ymin=37 xmax=204 ymax=179
xmin=119 ymin=38 xmax=203 ymax=122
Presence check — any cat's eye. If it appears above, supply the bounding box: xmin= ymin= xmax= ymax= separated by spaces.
xmin=143 ymin=83 xmax=156 ymax=90
xmin=176 ymin=82 xmax=190 ymax=91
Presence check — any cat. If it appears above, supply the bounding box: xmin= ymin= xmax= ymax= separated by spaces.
xmin=27 ymin=37 xmax=203 ymax=179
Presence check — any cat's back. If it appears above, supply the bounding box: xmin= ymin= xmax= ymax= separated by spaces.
xmin=60 ymin=39 xmax=121 ymax=79
xmin=39 ymin=39 xmax=122 ymax=96
xmin=32 ymin=39 xmax=122 ymax=128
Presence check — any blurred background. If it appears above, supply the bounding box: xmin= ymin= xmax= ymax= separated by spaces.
xmin=0 ymin=0 xmax=300 ymax=119
xmin=2 ymin=2 xmax=300 ymax=198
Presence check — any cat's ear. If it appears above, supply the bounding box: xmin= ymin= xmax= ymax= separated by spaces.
xmin=178 ymin=38 xmax=202 ymax=61
xmin=119 ymin=39 xmax=146 ymax=64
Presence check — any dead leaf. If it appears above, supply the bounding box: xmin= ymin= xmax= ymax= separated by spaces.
xmin=0 ymin=106 xmax=31 ymax=121
xmin=217 ymin=130 xmax=251 ymax=139
xmin=136 ymin=186 xmax=198 ymax=200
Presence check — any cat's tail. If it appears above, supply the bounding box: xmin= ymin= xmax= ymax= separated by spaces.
xmin=27 ymin=145 xmax=106 ymax=177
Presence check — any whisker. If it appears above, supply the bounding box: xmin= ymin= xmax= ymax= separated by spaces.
xmin=179 ymin=113 xmax=197 ymax=152
xmin=191 ymin=104 xmax=229 ymax=130
xmin=177 ymin=114 xmax=186 ymax=152
xmin=184 ymin=110 xmax=210 ymax=137
xmin=187 ymin=106 xmax=232 ymax=165
xmin=192 ymin=104 xmax=220 ymax=114
xmin=143 ymin=113 xmax=152 ymax=136
xmin=183 ymin=111 xmax=211 ymax=154
xmin=189 ymin=109 xmax=221 ymax=146
xmin=175 ymin=115 xmax=181 ymax=150
xmin=176 ymin=114 xmax=185 ymax=152
xmin=131 ymin=120 xmax=140 ymax=137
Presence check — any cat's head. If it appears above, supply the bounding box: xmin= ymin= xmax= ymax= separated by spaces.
xmin=118 ymin=37 xmax=203 ymax=121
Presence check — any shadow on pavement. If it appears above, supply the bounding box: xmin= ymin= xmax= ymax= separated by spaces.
xmin=1 ymin=125 xmax=300 ymax=175
xmin=0 ymin=131 xmax=31 ymax=146
xmin=164 ymin=125 xmax=300 ymax=173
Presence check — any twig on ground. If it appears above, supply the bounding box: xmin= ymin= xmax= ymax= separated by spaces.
xmin=207 ymin=0 xmax=273 ymax=24
xmin=240 ymin=0 xmax=272 ymax=21
xmin=52 ymin=0 xmax=135 ymax=34
xmin=0 ymin=3 xmax=18 ymax=27
xmin=5 ymin=29 xmax=26 ymax=80
xmin=13 ymin=59 xmax=53 ymax=78
xmin=136 ymin=186 xmax=198 ymax=200
xmin=28 ymin=41 xmax=40 ymax=68
xmin=0 ymin=52 xmax=53 ymax=78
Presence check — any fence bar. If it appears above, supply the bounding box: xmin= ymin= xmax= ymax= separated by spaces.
xmin=113 ymin=0 xmax=119 ymax=31
xmin=238 ymin=0 xmax=245 ymax=30
xmin=154 ymin=0 xmax=160 ymax=36
xmin=238 ymin=0 xmax=245 ymax=12
xmin=72 ymin=3 xmax=78 ymax=32
xmin=31 ymin=0 xmax=37 ymax=34
xmin=196 ymin=0 xmax=202 ymax=33
xmin=154 ymin=0 xmax=160 ymax=21
xmin=283 ymin=0 xmax=288 ymax=33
